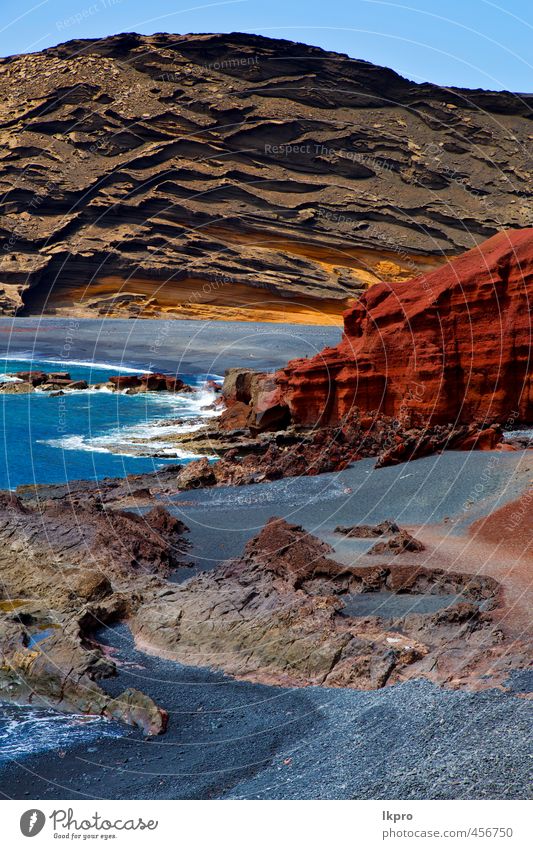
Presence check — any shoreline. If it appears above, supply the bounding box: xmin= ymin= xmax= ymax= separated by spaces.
xmin=0 ymin=451 xmax=531 ymax=799
xmin=1 ymin=624 xmax=530 ymax=801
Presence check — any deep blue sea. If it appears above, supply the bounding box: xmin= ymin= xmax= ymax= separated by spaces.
xmin=0 ymin=357 xmax=219 ymax=489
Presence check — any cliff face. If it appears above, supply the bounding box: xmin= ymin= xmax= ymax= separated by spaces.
xmin=0 ymin=32 xmax=532 ymax=322
xmin=275 ymin=228 xmax=533 ymax=425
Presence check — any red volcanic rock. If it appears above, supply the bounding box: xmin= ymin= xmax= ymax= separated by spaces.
xmin=48 ymin=372 xmax=71 ymax=381
xmin=164 ymin=376 xmax=191 ymax=392
xmin=109 ymin=374 xmax=141 ymax=389
xmin=219 ymin=401 xmax=253 ymax=430
xmin=140 ymin=373 xmax=166 ymax=390
xmin=109 ymin=373 xmax=192 ymax=392
xmin=274 ymin=229 xmax=533 ymax=427
xmin=139 ymin=373 xmax=192 ymax=392
xmin=221 ymin=369 xmax=290 ymax=433
xmin=140 ymin=372 xmax=188 ymax=391
xmin=15 ymin=370 xmax=48 ymax=386
xmin=454 ymin=426 xmax=502 ymax=451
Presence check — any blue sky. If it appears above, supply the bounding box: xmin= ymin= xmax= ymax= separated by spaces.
xmin=1 ymin=0 xmax=532 ymax=90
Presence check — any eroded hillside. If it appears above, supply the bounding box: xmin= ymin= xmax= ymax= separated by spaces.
xmin=0 ymin=31 xmax=531 ymax=323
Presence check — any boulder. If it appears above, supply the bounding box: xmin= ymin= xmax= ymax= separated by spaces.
xmin=0 ymin=381 xmax=34 ymax=394
xmin=222 ymin=368 xmax=259 ymax=404
xmin=454 ymin=426 xmax=502 ymax=451
xmin=109 ymin=375 xmax=142 ymax=389
xmin=140 ymin=373 xmax=167 ymax=391
xmin=218 ymin=401 xmax=253 ymax=430
xmin=104 ymin=688 xmax=168 ymax=735
xmin=335 ymin=520 xmax=400 ymax=537
xmin=164 ymin=376 xmax=191 ymax=392
xmin=15 ymin=370 xmax=48 ymax=386
xmin=177 ymin=457 xmax=217 ymax=489
xmin=368 ymin=530 xmax=425 ymax=555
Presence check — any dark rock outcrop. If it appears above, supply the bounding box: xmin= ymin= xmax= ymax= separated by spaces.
xmin=0 ymin=491 xmax=189 ymax=734
xmin=132 ymin=518 xmax=525 ymax=690
xmin=335 ymin=520 xmax=400 ymax=537
xmin=368 ymin=531 xmax=425 ymax=555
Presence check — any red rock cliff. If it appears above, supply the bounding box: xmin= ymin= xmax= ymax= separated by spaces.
xmin=274 ymin=228 xmax=533 ymax=426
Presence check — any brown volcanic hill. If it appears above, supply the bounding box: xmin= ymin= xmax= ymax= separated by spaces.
xmin=0 ymin=31 xmax=531 ymax=324
xmin=273 ymin=228 xmax=533 ymax=426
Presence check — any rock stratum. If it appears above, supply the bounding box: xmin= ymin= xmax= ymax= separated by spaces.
xmin=0 ymin=32 xmax=532 ymax=323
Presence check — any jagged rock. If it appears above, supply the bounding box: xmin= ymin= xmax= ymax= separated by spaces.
xmin=222 ymin=369 xmax=261 ymax=404
xmin=176 ymin=457 xmax=217 ymax=489
xmin=368 ymin=531 xmax=425 ymax=555
xmin=66 ymin=380 xmax=89 ymax=390
xmin=109 ymin=375 xmax=141 ymax=389
xmin=109 ymin=373 xmax=192 ymax=393
xmin=0 ymin=381 xmax=34 ymax=394
xmin=335 ymin=520 xmax=400 ymax=537
xmin=0 ymin=490 xmax=190 ymax=733
xmin=218 ymin=402 xmax=252 ymax=430
xmin=14 ymin=371 xmax=48 ymax=386
xmin=132 ymin=517 xmax=522 ymax=690
xmin=0 ymin=33 xmax=531 ymax=323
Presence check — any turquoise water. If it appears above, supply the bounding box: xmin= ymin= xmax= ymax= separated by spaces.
xmin=0 ymin=358 xmax=218 ymax=489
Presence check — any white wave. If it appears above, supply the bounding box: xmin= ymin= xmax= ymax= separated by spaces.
xmin=0 ymin=706 xmax=122 ymax=760
xmin=0 ymin=374 xmax=23 ymax=383
xmin=43 ymin=435 xmax=113 ymax=454
xmin=43 ymin=433 xmax=206 ymax=460
xmin=37 ymin=374 xmax=220 ymax=459
xmin=34 ymin=383 xmax=114 ymax=396
xmin=39 ymin=358 xmax=153 ymax=373
xmin=0 ymin=356 xmax=152 ymax=374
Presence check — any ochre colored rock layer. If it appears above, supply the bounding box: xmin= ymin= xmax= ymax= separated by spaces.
xmin=274 ymin=229 xmax=533 ymax=426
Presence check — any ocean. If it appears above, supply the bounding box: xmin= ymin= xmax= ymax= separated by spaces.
xmin=0 ymin=357 xmax=219 ymax=489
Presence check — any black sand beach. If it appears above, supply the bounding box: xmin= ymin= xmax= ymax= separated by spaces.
xmin=1 ymin=621 xmax=530 ymax=801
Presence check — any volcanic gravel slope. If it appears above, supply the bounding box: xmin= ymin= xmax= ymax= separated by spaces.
xmin=0 ymin=32 xmax=532 ymax=322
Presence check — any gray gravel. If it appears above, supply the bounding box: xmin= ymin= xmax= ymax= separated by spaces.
xmin=227 ymin=680 xmax=532 ymax=800
xmin=1 ymin=627 xmax=530 ymax=800
xmin=165 ymin=450 xmax=533 ymax=577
